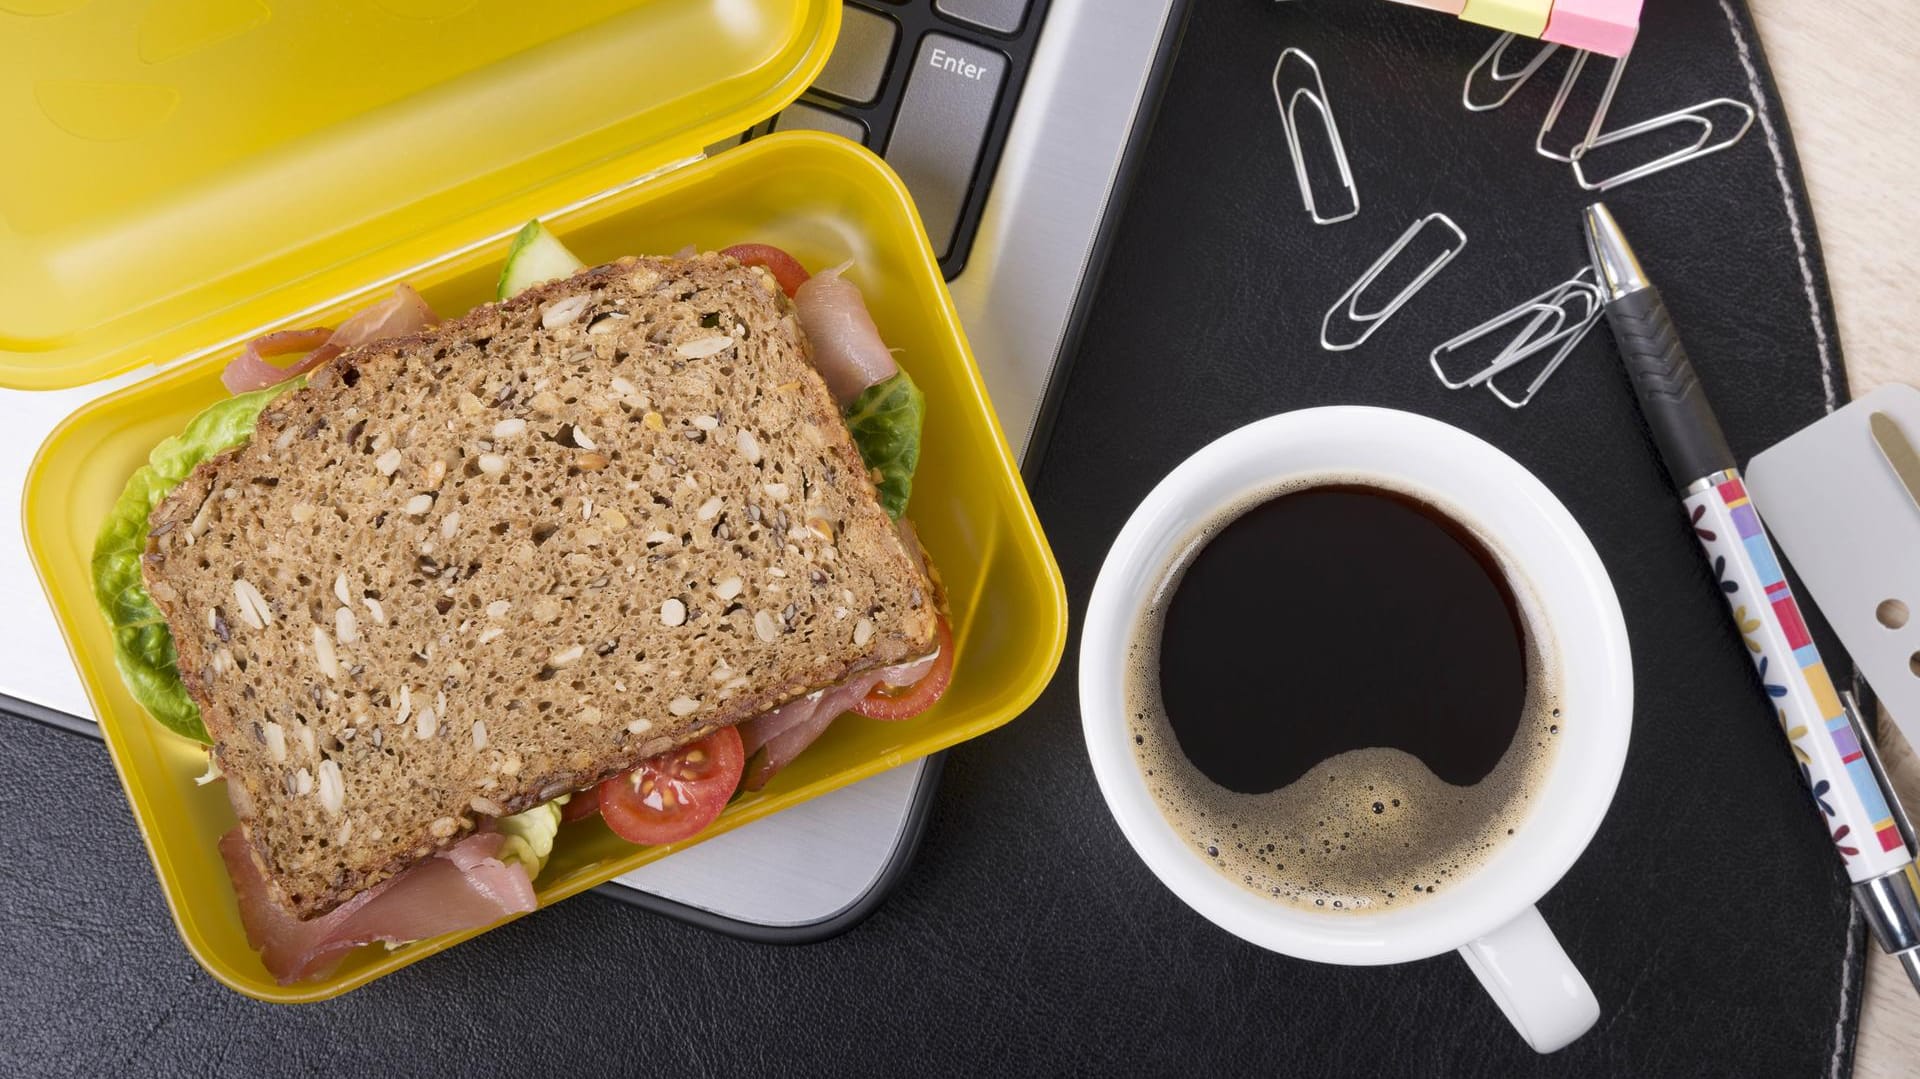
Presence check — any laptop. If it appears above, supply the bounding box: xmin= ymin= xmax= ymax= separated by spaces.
xmin=0 ymin=0 xmax=1188 ymax=938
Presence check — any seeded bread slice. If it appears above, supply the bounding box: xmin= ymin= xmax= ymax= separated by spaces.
xmin=141 ymin=255 xmax=937 ymax=919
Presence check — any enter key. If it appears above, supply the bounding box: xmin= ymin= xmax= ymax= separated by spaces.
xmin=885 ymin=33 xmax=1008 ymax=260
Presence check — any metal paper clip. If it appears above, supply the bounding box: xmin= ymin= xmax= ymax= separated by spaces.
xmin=1488 ymin=292 xmax=1605 ymax=408
xmin=1536 ymin=51 xmax=1628 ymax=162
xmin=1430 ymin=270 xmax=1594 ymax=387
xmin=1429 ymin=269 xmax=1604 ymax=407
xmin=1571 ymin=97 xmax=1756 ymax=191
xmin=1432 ymin=301 xmax=1570 ymax=389
xmin=1272 ymin=48 xmax=1359 ymax=225
xmin=1463 ymin=33 xmax=1560 ymax=112
xmin=1321 ymin=213 xmax=1467 ymax=352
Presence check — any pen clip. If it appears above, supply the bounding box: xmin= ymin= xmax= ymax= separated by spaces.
xmin=1842 ymin=690 xmax=1919 ymax=856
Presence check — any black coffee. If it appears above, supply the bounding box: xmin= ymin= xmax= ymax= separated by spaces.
xmin=1125 ymin=482 xmax=1561 ymax=912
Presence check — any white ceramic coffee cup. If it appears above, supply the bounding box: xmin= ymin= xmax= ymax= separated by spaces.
xmin=1080 ymin=407 xmax=1632 ymax=1054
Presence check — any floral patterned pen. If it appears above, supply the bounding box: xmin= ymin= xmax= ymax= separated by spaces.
xmin=1585 ymin=202 xmax=1920 ymax=994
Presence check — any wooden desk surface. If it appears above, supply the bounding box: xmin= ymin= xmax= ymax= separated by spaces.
xmin=1749 ymin=2 xmax=1920 ymax=1074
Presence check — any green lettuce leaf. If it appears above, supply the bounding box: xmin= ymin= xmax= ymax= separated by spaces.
xmin=842 ymin=369 xmax=924 ymax=519
xmin=495 ymin=800 xmax=565 ymax=879
xmin=90 ymin=382 xmax=299 ymax=743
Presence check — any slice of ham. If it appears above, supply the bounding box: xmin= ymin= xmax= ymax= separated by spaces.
xmin=221 ymin=827 xmax=535 ymax=985
xmin=294 ymin=283 xmax=441 ymax=376
xmin=219 ymin=328 xmax=335 ymax=394
xmin=737 ymin=639 xmax=940 ymax=792
xmin=740 ymin=675 xmax=883 ymax=758
xmin=219 ymin=284 xmax=439 ymax=395
xmin=791 ymin=262 xmax=898 ymax=405
xmin=740 ymin=672 xmax=891 ymax=791
xmin=327 ymin=282 xmax=439 ymax=350
xmin=744 ymin=708 xmax=840 ymax=792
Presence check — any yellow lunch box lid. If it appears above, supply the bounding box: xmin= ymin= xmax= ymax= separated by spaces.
xmin=0 ymin=0 xmax=839 ymax=390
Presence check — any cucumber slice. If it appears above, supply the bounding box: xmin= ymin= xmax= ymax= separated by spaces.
xmin=496 ymin=219 xmax=586 ymax=300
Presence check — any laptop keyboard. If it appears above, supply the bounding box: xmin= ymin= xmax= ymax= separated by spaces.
xmin=752 ymin=0 xmax=1052 ymax=279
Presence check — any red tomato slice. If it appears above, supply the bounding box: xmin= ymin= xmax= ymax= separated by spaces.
xmin=720 ymin=243 xmax=810 ymax=298
xmin=852 ymin=617 xmax=954 ymax=720
xmin=560 ymin=785 xmax=600 ymax=822
xmin=597 ymin=726 xmax=745 ymax=846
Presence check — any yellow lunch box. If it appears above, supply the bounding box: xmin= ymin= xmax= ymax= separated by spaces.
xmin=8 ymin=0 xmax=1066 ymax=1002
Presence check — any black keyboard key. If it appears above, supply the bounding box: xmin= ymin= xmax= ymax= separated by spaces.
xmin=814 ymin=5 xmax=898 ymax=104
xmin=884 ymin=34 xmax=1008 ymax=258
xmin=934 ymin=0 xmax=1030 ymax=34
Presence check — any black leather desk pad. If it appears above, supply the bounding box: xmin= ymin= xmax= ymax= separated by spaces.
xmin=1 ymin=1 xmax=1865 ymax=1075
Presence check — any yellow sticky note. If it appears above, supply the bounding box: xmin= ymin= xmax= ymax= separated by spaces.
xmin=1461 ymin=0 xmax=1552 ymax=37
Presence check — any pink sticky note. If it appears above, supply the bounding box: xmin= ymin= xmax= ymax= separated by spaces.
xmin=1460 ymin=0 xmax=1553 ymax=38
xmin=1543 ymin=0 xmax=1643 ymax=58
xmin=1386 ymin=0 xmax=1469 ymax=14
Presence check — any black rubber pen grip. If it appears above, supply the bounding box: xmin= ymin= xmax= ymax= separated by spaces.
xmin=1605 ymin=286 xmax=1737 ymax=490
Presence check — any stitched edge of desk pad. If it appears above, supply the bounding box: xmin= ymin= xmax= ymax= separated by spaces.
xmin=1712 ymin=3 xmax=1864 ymax=1071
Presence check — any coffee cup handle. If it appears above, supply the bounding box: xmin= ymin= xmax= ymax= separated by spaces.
xmin=1456 ymin=905 xmax=1599 ymax=1053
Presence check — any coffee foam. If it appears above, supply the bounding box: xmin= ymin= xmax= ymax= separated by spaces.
xmin=1122 ymin=473 xmax=1564 ymax=913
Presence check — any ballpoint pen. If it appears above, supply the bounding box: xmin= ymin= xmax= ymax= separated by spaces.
xmin=1584 ymin=201 xmax=1920 ymax=994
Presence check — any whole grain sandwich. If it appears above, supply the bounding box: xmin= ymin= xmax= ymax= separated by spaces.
xmin=92 ymin=225 xmax=954 ymax=982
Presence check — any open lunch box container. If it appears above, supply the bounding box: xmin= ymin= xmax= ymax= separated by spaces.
xmin=10 ymin=0 xmax=1067 ymax=1002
